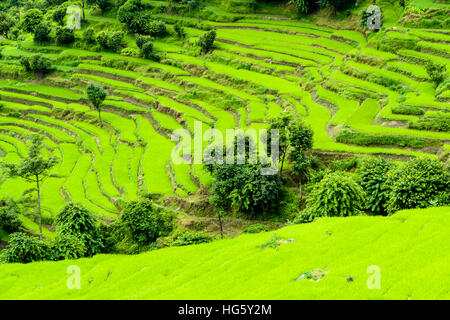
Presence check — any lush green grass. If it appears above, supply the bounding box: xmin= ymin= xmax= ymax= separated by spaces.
xmin=0 ymin=207 xmax=449 ymax=299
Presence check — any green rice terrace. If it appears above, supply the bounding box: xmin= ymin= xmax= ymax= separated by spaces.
xmin=0 ymin=0 xmax=449 ymax=300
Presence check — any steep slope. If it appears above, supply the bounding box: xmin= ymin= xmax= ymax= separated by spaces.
xmin=0 ymin=206 xmax=449 ymax=300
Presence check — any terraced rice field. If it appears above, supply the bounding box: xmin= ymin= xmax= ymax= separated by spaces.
xmin=0 ymin=10 xmax=448 ymax=236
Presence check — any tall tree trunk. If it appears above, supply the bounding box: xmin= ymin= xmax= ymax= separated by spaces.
xmin=218 ymin=213 xmax=224 ymax=239
xmin=279 ymin=150 xmax=286 ymax=177
xmin=299 ymin=179 xmax=302 ymax=202
xmin=98 ymin=109 xmax=103 ymax=127
xmin=82 ymin=0 xmax=86 ymax=22
xmin=36 ymin=175 xmax=42 ymax=241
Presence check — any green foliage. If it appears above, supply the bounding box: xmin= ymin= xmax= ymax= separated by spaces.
xmin=336 ymin=129 xmax=426 ymax=149
xmin=197 ymin=29 xmax=216 ymax=53
xmin=52 ymin=6 xmax=66 ymax=26
xmin=83 ymin=28 xmax=96 ymax=44
xmin=386 ymin=158 xmax=449 ymax=214
xmin=0 ymin=12 xmax=16 ymax=37
xmin=357 ymin=158 xmax=393 ymax=215
xmin=117 ymin=0 xmax=143 ymax=25
xmin=50 ymin=235 xmax=86 ymax=261
xmin=172 ymin=230 xmax=214 ymax=246
xmin=425 ymin=61 xmax=447 ymax=87
xmin=1 ymin=233 xmax=50 ymax=263
xmin=20 ymin=9 xmax=42 ymax=33
xmin=20 ymin=54 xmax=52 ymax=75
xmin=56 ymin=203 xmax=103 ymax=257
xmin=87 ymin=82 xmax=107 ymax=126
xmin=34 ymin=23 xmax=51 ymax=44
xmin=96 ymin=31 xmax=125 ymax=52
xmin=128 ymin=11 xmax=153 ymax=34
xmin=408 ymin=117 xmax=450 ymax=132
xmin=174 ymin=22 xmax=186 ymax=39
xmin=243 ymin=223 xmax=270 ymax=233
xmin=391 ymin=105 xmax=424 ymax=116
xmin=257 ymin=233 xmax=283 ymax=250
xmin=135 ymin=35 xmax=153 ymax=49
xmin=304 ymin=172 xmax=365 ymax=217
xmin=120 ymin=200 xmax=174 ymax=246
xmin=55 ymin=27 xmax=75 ymax=46
xmin=0 ymin=200 xmax=22 ymax=233
xmin=148 ymin=20 xmax=167 ymax=37
xmin=141 ymin=41 xmax=154 ymax=59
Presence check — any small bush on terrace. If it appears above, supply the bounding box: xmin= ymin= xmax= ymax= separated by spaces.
xmin=56 ymin=27 xmax=75 ymax=46
xmin=302 ymin=171 xmax=365 ymax=218
xmin=34 ymin=22 xmax=51 ymax=43
xmin=386 ymin=158 xmax=449 ymax=214
xmin=172 ymin=231 xmax=214 ymax=246
xmin=408 ymin=117 xmax=450 ymax=132
xmin=50 ymin=235 xmax=86 ymax=261
xmin=56 ymin=203 xmax=103 ymax=257
xmin=243 ymin=224 xmax=270 ymax=234
xmin=425 ymin=61 xmax=447 ymax=87
xmin=198 ymin=29 xmax=216 ymax=53
xmin=1 ymin=232 xmax=50 ymax=263
xmin=20 ymin=54 xmax=52 ymax=77
xmin=391 ymin=105 xmax=424 ymax=116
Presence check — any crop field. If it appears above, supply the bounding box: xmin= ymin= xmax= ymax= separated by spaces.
xmin=0 ymin=2 xmax=448 ymax=237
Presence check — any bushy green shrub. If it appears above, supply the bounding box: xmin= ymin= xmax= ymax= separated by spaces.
xmin=172 ymin=231 xmax=214 ymax=246
xmin=0 ymin=204 xmax=22 ymax=233
xmin=174 ymin=22 xmax=186 ymax=38
xmin=136 ymin=35 xmax=153 ymax=49
xmin=33 ymin=23 xmax=51 ymax=43
xmin=243 ymin=224 xmax=270 ymax=233
xmin=50 ymin=235 xmax=86 ymax=261
xmin=141 ymin=41 xmax=154 ymax=59
xmin=386 ymin=158 xmax=449 ymax=214
xmin=20 ymin=9 xmax=42 ymax=32
xmin=1 ymin=232 xmax=50 ymax=263
xmin=120 ymin=200 xmax=174 ymax=246
xmin=55 ymin=27 xmax=75 ymax=46
xmin=148 ymin=20 xmax=167 ymax=37
xmin=56 ymin=203 xmax=103 ymax=257
xmin=425 ymin=61 xmax=447 ymax=87
xmin=304 ymin=172 xmax=365 ymax=217
xmin=408 ymin=117 xmax=450 ymax=132
xmin=336 ymin=129 xmax=425 ymax=149
xmin=96 ymin=31 xmax=125 ymax=52
xmin=357 ymin=158 xmax=393 ymax=215
xmin=391 ymin=105 xmax=424 ymax=116
xmin=52 ymin=6 xmax=66 ymax=26
xmin=0 ymin=12 xmax=16 ymax=38
xmin=83 ymin=27 xmax=96 ymax=44
xmin=20 ymin=54 xmax=52 ymax=76
xmin=198 ymin=29 xmax=216 ymax=53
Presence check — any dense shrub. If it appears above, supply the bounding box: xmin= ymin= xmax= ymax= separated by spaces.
xmin=0 ymin=12 xmax=17 ymax=37
xmin=50 ymin=235 xmax=86 ymax=261
xmin=128 ymin=11 xmax=153 ymax=34
xmin=425 ymin=61 xmax=447 ymax=87
xmin=357 ymin=158 xmax=393 ymax=215
xmin=52 ymin=6 xmax=66 ymax=25
xmin=83 ymin=27 xmax=96 ymax=44
xmin=56 ymin=27 xmax=75 ymax=45
xmin=148 ymin=20 xmax=167 ymax=37
xmin=391 ymin=105 xmax=424 ymax=116
xmin=174 ymin=22 xmax=186 ymax=38
xmin=56 ymin=203 xmax=103 ymax=257
xmin=303 ymin=172 xmax=365 ymax=217
xmin=1 ymin=232 xmax=50 ymax=263
xmin=20 ymin=9 xmax=42 ymax=32
xmin=20 ymin=54 xmax=52 ymax=76
xmin=198 ymin=29 xmax=216 ymax=53
xmin=136 ymin=35 xmax=153 ymax=49
xmin=120 ymin=200 xmax=174 ymax=246
xmin=408 ymin=117 xmax=450 ymax=132
xmin=34 ymin=23 xmax=52 ymax=43
xmin=336 ymin=129 xmax=425 ymax=149
xmin=243 ymin=224 xmax=270 ymax=233
xmin=172 ymin=231 xmax=214 ymax=246
xmin=386 ymin=158 xmax=449 ymax=214
xmin=96 ymin=31 xmax=125 ymax=52
xmin=0 ymin=204 xmax=22 ymax=233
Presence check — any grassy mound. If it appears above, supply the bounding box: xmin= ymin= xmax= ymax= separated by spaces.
xmin=1 ymin=206 xmax=449 ymax=300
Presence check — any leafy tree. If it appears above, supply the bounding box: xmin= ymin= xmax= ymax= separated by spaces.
xmin=56 ymin=203 xmax=103 ymax=257
xmin=52 ymin=6 xmax=66 ymax=26
xmin=357 ymin=158 xmax=393 ymax=215
xmin=20 ymin=9 xmax=42 ymax=33
xmin=55 ymin=26 xmax=75 ymax=45
xmin=197 ymin=29 xmax=216 ymax=53
xmin=87 ymin=82 xmax=107 ymax=127
xmin=96 ymin=31 xmax=125 ymax=52
xmin=289 ymin=0 xmax=309 ymax=13
xmin=386 ymin=158 xmax=449 ymax=214
xmin=88 ymin=0 xmax=112 ymax=13
xmin=1 ymin=232 xmax=50 ymax=263
xmin=117 ymin=0 xmax=143 ymax=25
xmin=267 ymin=112 xmax=292 ymax=176
xmin=119 ymin=199 xmax=174 ymax=246
xmin=128 ymin=11 xmax=152 ymax=34
xmin=303 ymin=171 xmax=366 ymax=217
xmin=148 ymin=20 xmax=167 ymax=37
xmin=141 ymin=41 xmax=154 ymax=59
xmin=34 ymin=23 xmax=51 ymax=43
xmin=0 ymin=12 xmax=16 ymax=37
xmin=1 ymin=135 xmax=57 ymax=240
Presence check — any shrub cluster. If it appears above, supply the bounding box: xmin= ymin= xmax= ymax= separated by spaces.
xmin=391 ymin=105 xmax=424 ymax=116
xmin=408 ymin=117 xmax=450 ymax=132
xmin=336 ymin=129 xmax=425 ymax=149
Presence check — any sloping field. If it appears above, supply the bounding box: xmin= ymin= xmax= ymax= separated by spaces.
xmin=0 ymin=7 xmax=449 ymax=233
xmin=0 ymin=207 xmax=448 ymax=299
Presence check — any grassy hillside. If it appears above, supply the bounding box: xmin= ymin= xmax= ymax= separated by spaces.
xmin=1 ymin=206 xmax=449 ymax=300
